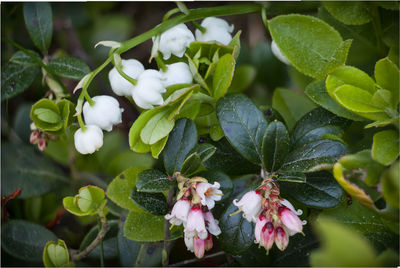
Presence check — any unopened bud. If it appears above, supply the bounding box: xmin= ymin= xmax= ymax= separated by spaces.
xmin=30 ymin=130 xmax=40 ymax=144
xmin=274 ymin=226 xmax=288 ymax=251
xmin=204 ymin=234 xmax=213 ymax=251
xmin=38 ymin=139 xmax=48 ymax=151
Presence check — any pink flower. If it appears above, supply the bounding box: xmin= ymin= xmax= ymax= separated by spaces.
xmin=196 ymin=182 xmax=223 ymax=209
xmin=279 ymin=206 xmax=303 ymax=235
xmin=165 ymin=198 xmax=191 ymax=226
xmin=203 ymin=211 xmax=221 ymax=236
xmin=30 ymin=130 xmax=40 ymax=144
xmin=185 ymin=206 xmax=208 ymax=239
xmin=254 ymin=214 xmax=267 ymax=244
xmin=233 ymin=190 xmax=262 ymax=223
xmin=38 ymin=139 xmax=48 ymax=151
xmin=204 ymin=234 xmax=213 ymax=251
xmin=260 ymin=222 xmax=275 ymax=252
xmin=193 ymin=236 xmax=205 ymax=259
xmin=275 ymin=226 xmax=289 ymax=251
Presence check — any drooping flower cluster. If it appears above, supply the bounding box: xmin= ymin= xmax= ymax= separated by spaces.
xmin=232 ymin=178 xmax=305 ymax=253
xmin=165 ymin=173 xmax=223 ymax=259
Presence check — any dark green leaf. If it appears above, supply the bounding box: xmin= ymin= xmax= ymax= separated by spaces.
xmin=1 ymin=220 xmax=57 ymax=262
xmin=10 ymin=50 xmax=40 ymax=66
xmin=305 ymin=81 xmax=366 ymax=121
xmin=1 ymin=63 xmax=39 ymax=102
xmin=23 ymin=2 xmax=53 ymax=51
xmin=277 ymin=171 xmax=306 ymax=183
xmin=279 ymin=171 xmax=344 ymax=208
xmin=281 ymin=139 xmax=348 ymax=172
xmin=118 ymin=221 xmax=141 ymax=267
xmin=323 ymin=2 xmax=371 ymax=25
xmin=191 ymin=143 xmax=216 ymax=162
xmin=180 ymin=153 xmax=202 ymax=176
xmin=136 ymin=169 xmax=174 ymax=193
xmin=48 ymin=56 xmax=90 ymax=80
xmin=195 ymin=170 xmax=233 ymax=201
xmin=213 ymin=54 xmax=235 ymax=100
xmin=203 ymin=138 xmax=259 ymax=175
xmin=163 ymin=118 xmax=197 ymax=175
xmin=1 ymin=142 xmax=68 ymax=199
xmin=291 ymin=107 xmax=349 ymax=148
xmin=228 ymin=65 xmax=257 ymax=94
xmin=130 ymin=187 xmax=168 ymax=215
xmin=262 ymin=120 xmax=290 ymax=172
xmin=216 ymin=94 xmax=267 ymax=164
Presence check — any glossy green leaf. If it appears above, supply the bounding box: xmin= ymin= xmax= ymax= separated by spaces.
xmin=372 ymin=130 xmax=400 ymax=165
xmin=333 ymin=85 xmax=384 ymax=113
xmin=279 ymin=171 xmax=343 ymax=208
xmin=180 ymin=153 xmax=202 ymax=176
xmin=272 ymin=88 xmax=317 ymax=130
xmin=136 ymin=169 xmax=174 ymax=193
xmin=2 ymin=220 xmax=57 ymax=262
xmin=129 ymin=108 xmax=161 ymax=151
xmin=277 ymin=172 xmax=306 ymax=183
xmin=140 ymin=109 xmax=175 ymax=145
xmin=163 ymin=118 xmax=197 ymax=175
xmin=281 ymin=139 xmax=348 ymax=172
xmin=216 ymin=94 xmax=267 ymax=164
xmin=10 ymin=50 xmax=40 ymax=66
xmin=372 ymin=89 xmax=393 ymax=108
xmin=1 ymin=63 xmax=39 ymax=102
xmin=268 ymin=14 xmax=350 ymax=80
xmin=48 ymin=56 xmax=90 ymax=80
xmin=326 ymin=65 xmax=376 ymax=94
xmin=150 ymin=136 xmax=168 ymax=159
xmin=375 ymin=57 xmax=400 ymax=105
xmin=213 ymin=54 xmax=235 ymax=100
xmin=191 ymin=143 xmax=216 ymax=162
xmin=291 ymin=107 xmax=349 ymax=148
xmin=23 ymin=2 xmax=53 ymax=51
xmin=174 ymin=99 xmax=201 ymax=121
xmin=33 ymin=108 xmax=61 ymax=124
xmin=382 ymin=161 xmax=400 ymax=208
xmin=262 ymin=120 xmax=290 ymax=172
xmin=195 ymin=170 xmax=233 ymax=201
xmin=228 ymin=65 xmax=257 ymax=94
xmin=305 ymin=81 xmax=366 ymax=121
xmin=106 ymin=166 xmax=147 ymax=211
xmin=130 ymin=187 xmax=168 ymax=215
xmin=30 ymin=99 xmax=63 ymax=133
xmin=63 ymin=185 xmax=106 ymax=216
xmin=323 ymin=2 xmax=372 ymax=25
xmin=1 ymin=143 xmax=68 ymax=199
xmin=43 ymin=240 xmax=70 ymax=267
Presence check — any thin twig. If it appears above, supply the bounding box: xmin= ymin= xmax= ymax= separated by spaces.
xmin=169 ymin=251 xmax=226 ymax=267
xmin=162 ymin=188 xmax=175 ymax=266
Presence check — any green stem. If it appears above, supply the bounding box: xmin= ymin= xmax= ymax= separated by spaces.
xmin=98 ymin=217 xmax=105 ymax=267
xmin=85 ymin=92 xmax=95 ymax=106
xmin=155 ymin=55 xmax=168 ymax=72
xmin=77 ymin=114 xmax=86 ymax=131
xmin=261 ymin=6 xmax=268 ymax=30
xmin=113 ymin=56 xmax=138 ymax=86
xmin=191 ymin=21 xmax=206 ymax=33
xmin=176 ymin=1 xmax=189 ymax=15
xmin=163 ymin=8 xmax=181 ymax=21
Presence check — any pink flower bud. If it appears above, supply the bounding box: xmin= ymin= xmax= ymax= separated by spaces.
xmin=38 ymin=139 xmax=48 ymax=151
xmin=185 ymin=206 xmax=208 ymax=240
xmin=254 ymin=214 xmax=267 ymax=244
xmin=193 ymin=236 xmax=205 ymax=259
xmin=260 ymin=222 xmax=275 ymax=252
xmin=204 ymin=234 xmax=213 ymax=251
xmin=279 ymin=207 xmax=303 ymax=234
xmin=30 ymin=130 xmax=40 ymax=144
xmin=232 ymin=190 xmax=262 ymax=223
xmin=274 ymin=226 xmax=288 ymax=251
xmin=165 ymin=198 xmax=191 ymax=226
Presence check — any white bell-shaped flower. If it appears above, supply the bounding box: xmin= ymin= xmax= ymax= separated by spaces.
xmin=132 ymin=69 xmax=166 ymax=109
xmin=271 ymin=40 xmax=290 ymax=65
xmin=74 ymin=125 xmax=103 ymax=154
xmin=195 ymin=17 xmax=234 ymax=45
xmin=83 ymin=95 xmax=124 ymax=132
xmin=160 ymin=62 xmax=193 ymax=87
xmin=156 ymin=24 xmax=195 ymax=60
xmin=108 ymin=59 xmax=145 ymax=96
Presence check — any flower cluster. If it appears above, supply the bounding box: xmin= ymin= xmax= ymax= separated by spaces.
xmin=165 ymin=173 xmax=223 ymax=258
xmin=29 ymin=123 xmax=57 ymax=151
xmin=233 ymin=178 xmax=305 ymax=253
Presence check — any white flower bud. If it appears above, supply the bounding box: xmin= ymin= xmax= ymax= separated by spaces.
xmin=195 ymin=17 xmax=234 ymax=45
xmin=74 ymin=125 xmax=103 ymax=154
xmin=156 ymin=24 xmax=195 ymax=60
xmin=108 ymin=59 xmax=144 ymax=96
xmin=132 ymin=69 xmax=166 ymax=109
xmin=83 ymin=95 xmax=124 ymax=132
xmin=160 ymin=62 xmax=193 ymax=87
xmin=271 ymin=40 xmax=290 ymax=65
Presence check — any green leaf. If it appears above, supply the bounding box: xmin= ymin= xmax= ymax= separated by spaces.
xmin=279 ymin=171 xmax=343 ymax=208
xmin=2 ymin=220 xmax=57 ymax=262
xmin=150 ymin=136 xmax=168 ymax=159
xmin=262 ymin=120 xmax=290 ymax=172
xmin=272 ymin=88 xmax=317 ymax=130
xmin=129 ymin=108 xmax=161 ymax=151
xmin=63 ymin=186 xmax=106 ymax=216
xmin=216 ymin=94 xmax=267 ymax=164
xmin=277 ymin=172 xmax=306 ymax=183
xmin=30 ymin=99 xmax=64 ymax=133
xmin=1 ymin=63 xmax=39 ymax=102
xmin=219 ymin=187 xmax=255 ymax=255
xmin=33 ymin=108 xmax=61 ymax=124
xmin=130 ymin=187 xmax=168 ymax=215
xmin=134 ymin=242 xmax=164 ymax=267
xmin=382 ymin=161 xmax=400 ymax=208
xmin=186 ymin=56 xmax=211 ymax=94
xmin=305 ymin=81 xmax=366 ymax=121
xmin=310 ymin=218 xmax=379 ymax=267
xmin=136 ymin=169 xmax=174 ymax=193
xmin=180 ymin=153 xmax=202 ymax=176
xmin=10 ymin=50 xmax=41 ymax=66
xmin=48 ymin=56 xmax=90 ymax=80
xmin=281 ymin=139 xmax=348 ymax=172
xmin=229 ymin=30 xmax=242 ymax=60
xmin=191 ymin=143 xmax=216 ymax=162
xmin=372 ymin=89 xmax=393 ymax=108
xmin=323 ymin=2 xmax=372 ymax=25
xmin=228 ymin=65 xmax=257 ymax=94
xmin=106 ymin=166 xmax=147 ymax=211
xmin=203 ymin=138 xmax=259 ymax=175
xmin=372 ymin=130 xmax=400 ymax=165
xmin=117 ymin=222 xmax=141 ymax=267
xmin=43 ymin=240 xmax=70 ymax=267
xmin=213 ymin=54 xmax=235 ymax=100
xmin=268 ymin=14 xmax=350 ymax=80
xmin=163 ymin=118 xmax=197 ymax=175
xmin=23 ymin=2 xmax=53 ymax=51
xmin=375 ymin=57 xmax=400 ymax=105
xmin=1 ymin=142 xmax=68 ymax=199
xmin=291 ymin=107 xmax=349 ymax=148
xmin=333 ymin=85 xmax=384 ymax=113
xmin=174 ymin=99 xmax=201 ymax=120
xmin=195 ymin=170 xmax=233 ymax=201
xmin=140 ymin=109 xmax=175 ymax=145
